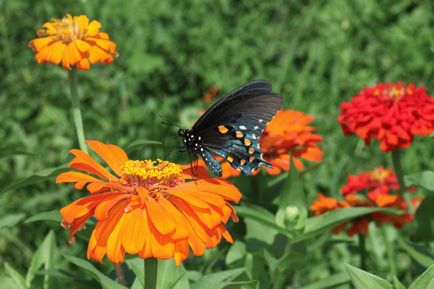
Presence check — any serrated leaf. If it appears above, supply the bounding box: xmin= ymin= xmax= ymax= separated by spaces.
xmin=405 ymin=171 xmax=434 ymax=192
xmin=64 ymin=255 xmax=127 ymax=289
xmin=0 ymin=213 xmax=25 ymax=229
xmin=409 ymin=265 xmax=434 ymax=289
xmin=300 ymin=272 xmax=350 ymax=289
xmin=4 ymin=263 xmax=28 ymax=289
xmin=293 ymin=207 xmax=402 ymax=243
xmin=25 ymin=211 xmax=61 ymax=224
xmin=397 ymin=237 xmax=434 ymax=267
xmin=345 ymin=264 xmax=393 ymax=289
xmin=1 ymin=166 xmax=66 ymax=194
xmin=26 ymin=231 xmax=56 ymax=288
xmin=191 ymin=268 xmax=246 ymax=289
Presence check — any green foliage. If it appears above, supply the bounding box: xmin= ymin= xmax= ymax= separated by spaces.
xmin=1 ymin=0 xmax=434 ymax=288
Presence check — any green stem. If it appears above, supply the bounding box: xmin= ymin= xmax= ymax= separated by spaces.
xmin=391 ymin=150 xmax=405 ymax=194
xmin=115 ymin=263 xmax=127 ymax=286
xmin=358 ymin=234 xmax=367 ymax=270
xmin=381 ymin=225 xmax=397 ymax=277
xmin=68 ymin=69 xmax=88 ymax=153
xmin=144 ymin=258 xmax=158 ymax=289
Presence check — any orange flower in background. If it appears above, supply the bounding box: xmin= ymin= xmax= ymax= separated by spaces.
xmin=338 ymin=83 xmax=434 ymax=151
xmin=310 ymin=167 xmax=416 ymax=236
xmin=260 ymin=109 xmax=323 ymax=175
xmin=56 ymin=141 xmax=241 ymax=265
xmin=198 ymin=109 xmax=323 ymax=178
xmin=341 ymin=167 xmax=399 ymax=201
xmin=29 ymin=14 xmax=118 ymax=70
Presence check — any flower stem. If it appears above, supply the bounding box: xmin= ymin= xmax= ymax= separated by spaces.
xmin=115 ymin=263 xmax=127 ymax=286
xmin=144 ymin=258 xmax=158 ymax=289
xmin=391 ymin=150 xmax=405 ymax=194
xmin=358 ymin=234 xmax=367 ymax=270
xmin=381 ymin=225 xmax=397 ymax=277
xmin=68 ymin=68 xmax=88 ymax=153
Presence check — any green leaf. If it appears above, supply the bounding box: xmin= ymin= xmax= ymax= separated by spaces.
xmin=25 ymin=210 xmax=61 ymax=224
xmin=409 ymin=265 xmax=434 ymax=289
xmin=410 ymin=196 xmax=434 ymax=243
xmin=294 ymin=207 xmax=402 ymax=243
xmin=1 ymin=166 xmax=66 ymax=194
xmin=4 ymin=263 xmax=28 ymax=289
xmin=275 ymin=159 xmax=307 ymax=230
xmin=392 ymin=276 xmax=406 ymax=289
xmin=126 ymin=139 xmax=162 ymax=153
xmin=300 ymin=272 xmax=350 ymax=289
xmin=345 ymin=264 xmax=393 ymax=289
xmin=236 ymin=204 xmax=291 ymax=237
xmin=405 ymin=171 xmax=434 ymax=192
xmin=64 ymin=255 xmax=128 ymax=289
xmin=191 ymin=268 xmax=246 ymax=289
xmin=26 ymin=231 xmax=56 ymax=289
xmin=0 ymin=213 xmax=25 ymax=229
xmin=226 ymin=241 xmax=246 ymax=265
xmin=0 ymin=144 xmax=31 ymax=159
xmin=397 ymin=237 xmax=434 ymax=267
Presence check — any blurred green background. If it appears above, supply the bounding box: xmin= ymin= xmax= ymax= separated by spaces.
xmin=1 ymin=0 xmax=434 ymax=288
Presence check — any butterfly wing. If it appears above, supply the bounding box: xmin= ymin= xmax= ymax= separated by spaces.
xmin=190 ymin=80 xmax=282 ymax=176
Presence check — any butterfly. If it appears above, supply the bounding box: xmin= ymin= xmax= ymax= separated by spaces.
xmin=178 ymin=80 xmax=282 ymax=177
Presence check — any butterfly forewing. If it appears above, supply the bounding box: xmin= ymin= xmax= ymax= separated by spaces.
xmin=183 ymin=80 xmax=282 ymax=177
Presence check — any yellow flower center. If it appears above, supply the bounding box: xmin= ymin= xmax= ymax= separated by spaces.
xmin=121 ymin=159 xmax=183 ymax=189
xmin=387 ymin=86 xmax=404 ymax=100
xmin=371 ymin=168 xmax=390 ymax=182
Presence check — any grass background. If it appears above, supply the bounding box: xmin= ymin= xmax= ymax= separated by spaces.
xmin=1 ymin=0 xmax=434 ymax=288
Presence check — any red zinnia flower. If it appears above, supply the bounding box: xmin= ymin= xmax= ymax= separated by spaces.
xmin=310 ymin=167 xmax=416 ymax=236
xmin=338 ymin=83 xmax=434 ymax=151
xmin=341 ymin=167 xmax=399 ymax=201
xmin=56 ymin=141 xmax=241 ymax=265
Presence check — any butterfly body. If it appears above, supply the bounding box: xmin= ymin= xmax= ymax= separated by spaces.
xmin=179 ymin=80 xmax=282 ymax=177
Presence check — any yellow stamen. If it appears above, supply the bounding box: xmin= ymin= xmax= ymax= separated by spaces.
xmin=121 ymin=159 xmax=182 ymax=185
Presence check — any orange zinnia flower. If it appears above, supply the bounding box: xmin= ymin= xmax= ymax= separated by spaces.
xmin=338 ymin=83 xmax=434 ymax=151
xmin=259 ymin=109 xmax=323 ymax=175
xmin=29 ymin=14 xmax=118 ymax=70
xmin=56 ymin=141 xmax=241 ymax=265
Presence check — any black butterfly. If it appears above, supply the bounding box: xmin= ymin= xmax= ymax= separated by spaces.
xmin=178 ymin=80 xmax=282 ymax=177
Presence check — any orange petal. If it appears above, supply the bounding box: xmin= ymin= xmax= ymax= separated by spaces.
xmin=75 ymin=39 xmax=91 ymax=53
xmin=106 ymin=213 xmax=126 ymax=263
xmin=158 ymin=197 xmax=190 ymax=240
xmin=120 ymin=208 xmax=146 ymax=254
xmin=146 ymin=197 xmax=176 ymax=235
xmin=86 ymin=140 xmax=128 ymax=177
xmin=93 ymin=200 xmax=128 ymax=246
xmin=69 ymin=149 xmax=118 ymax=181
xmin=56 ymin=171 xmax=102 ymax=189
xmin=29 ymin=36 xmax=55 ymax=51
xmin=87 ymin=20 xmax=102 ymax=36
